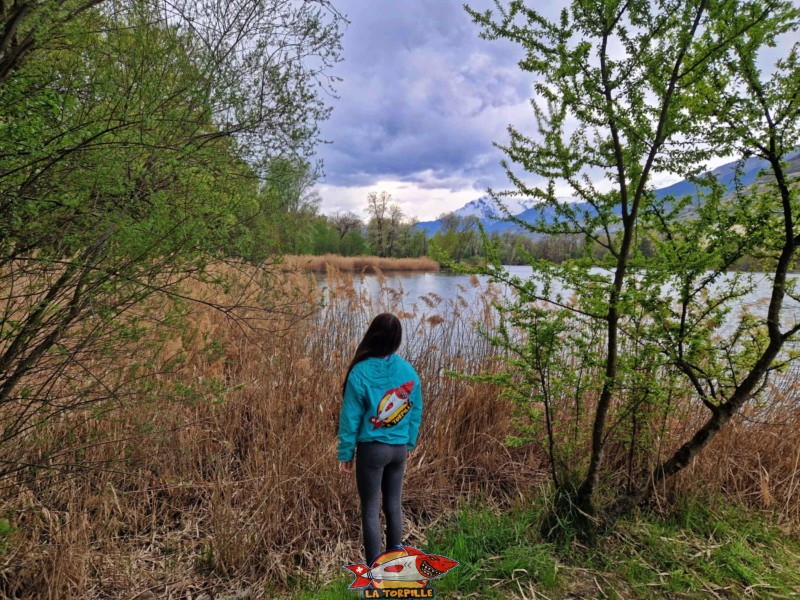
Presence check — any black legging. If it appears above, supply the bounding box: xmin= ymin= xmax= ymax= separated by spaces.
xmin=355 ymin=441 xmax=407 ymax=565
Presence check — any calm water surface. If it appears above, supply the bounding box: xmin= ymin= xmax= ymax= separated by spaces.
xmin=323 ymin=266 xmax=800 ymax=332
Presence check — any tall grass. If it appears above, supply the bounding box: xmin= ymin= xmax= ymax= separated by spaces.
xmin=669 ymin=374 xmax=800 ymax=523
xmin=281 ymin=254 xmax=440 ymax=273
xmin=0 ymin=264 xmax=797 ymax=598
xmin=0 ymin=265 xmax=539 ymax=599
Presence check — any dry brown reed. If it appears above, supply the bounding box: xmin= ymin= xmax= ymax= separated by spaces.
xmin=0 ymin=263 xmax=540 ymax=599
xmin=281 ymin=254 xmax=440 ymax=273
xmin=0 ymin=263 xmax=798 ymax=598
xmin=667 ymin=374 xmax=800 ymax=523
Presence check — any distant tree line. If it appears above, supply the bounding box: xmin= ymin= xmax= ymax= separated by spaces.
xmin=268 ymin=180 xmax=800 ymax=269
xmin=428 ymin=213 xmax=586 ymax=265
xmin=270 ymin=196 xmax=591 ymax=264
xmin=259 ymin=189 xmax=428 ymax=258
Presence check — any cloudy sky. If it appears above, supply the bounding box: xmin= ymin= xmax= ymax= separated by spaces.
xmin=313 ymin=1 xmax=796 ymax=222
xmin=315 ymin=0 xmax=539 ymax=221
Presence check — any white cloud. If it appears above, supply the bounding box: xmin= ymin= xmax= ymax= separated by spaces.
xmin=317 ymin=179 xmax=482 ymax=221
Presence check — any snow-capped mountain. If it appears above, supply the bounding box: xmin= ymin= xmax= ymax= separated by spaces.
xmin=452 ymin=196 xmax=578 ymax=220
xmin=416 ymin=153 xmax=798 ymax=236
xmin=453 ymin=197 xmax=535 ymax=219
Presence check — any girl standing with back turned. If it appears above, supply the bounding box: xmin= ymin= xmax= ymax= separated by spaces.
xmin=337 ymin=313 xmax=423 ymax=566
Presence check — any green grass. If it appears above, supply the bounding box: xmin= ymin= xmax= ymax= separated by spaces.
xmin=424 ymin=504 xmax=558 ymax=598
xmin=291 ymin=573 xmax=360 ymax=600
xmin=288 ymin=497 xmax=800 ymax=599
xmin=587 ymin=498 xmax=800 ymax=598
xmin=0 ymin=518 xmax=13 ymax=555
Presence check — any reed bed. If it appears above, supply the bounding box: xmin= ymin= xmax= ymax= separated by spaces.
xmin=281 ymin=254 xmax=439 ymax=273
xmin=0 ymin=264 xmax=797 ymax=598
xmin=0 ymin=264 xmax=542 ymax=599
xmin=668 ymin=373 xmax=800 ymax=523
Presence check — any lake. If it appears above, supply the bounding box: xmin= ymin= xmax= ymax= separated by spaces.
xmin=320 ymin=266 xmax=800 ymax=334
xmin=313 ymin=266 xmax=800 ymax=402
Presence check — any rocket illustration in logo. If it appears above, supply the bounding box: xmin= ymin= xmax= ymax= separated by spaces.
xmin=369 ymin=381 xmax=414 ymax=429
xmin=343 ymin=546 xmax=458 ymax=589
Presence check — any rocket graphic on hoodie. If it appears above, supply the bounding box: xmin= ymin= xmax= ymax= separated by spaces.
xmin=369 ymin=381 xmax=414 ymax=429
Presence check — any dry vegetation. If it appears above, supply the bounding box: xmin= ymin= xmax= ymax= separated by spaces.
xmin=0 ymin=265 xmax=538 ymax=599
xmin=281 ymin=254 xmax=439 ymax=273
xmin=0 ymin=264 xmax=797 ymax=599
xmin=669 ymin=374 xmax=800 ymax=521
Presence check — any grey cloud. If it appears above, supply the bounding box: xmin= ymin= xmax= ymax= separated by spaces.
xmin=317 ymin=0 xmax=531 ymax=190
xmin=315 ymin=1 xmax=800 ymax=214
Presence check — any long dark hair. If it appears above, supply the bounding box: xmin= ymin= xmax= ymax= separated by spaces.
xmin=342 ymin=313 xmax=402 ymax=396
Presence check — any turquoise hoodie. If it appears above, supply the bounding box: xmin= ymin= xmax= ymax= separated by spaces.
xmin=337 ymin=354 xmax=423 ymax=462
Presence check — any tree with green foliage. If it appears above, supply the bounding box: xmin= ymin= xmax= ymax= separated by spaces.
xmin=340 ymin=230 xmax=369 ymax=255
xmin=397 ymin=218 xmax=429 ymax=258
xmin=365 ymin=191 xmax=392 ymax=257
xmin=429 ymin=213 xmax=483 ymax=263
xmin=644 ymin=0 xmax=800 ymax=499
xmin=309 ymin=215 xmax=342 ymax=254
xmin=364 ymin=191 xmax=424 ymax=257
xmin=467 ymin=0 xmax=800 ymax=522
xmin=488 ymin=232 xmax=532 ymax=264
xmin=261 ymin=158 xmax=323 ymax=255
xmin=0 ymin=0 xmax=342 ymax=476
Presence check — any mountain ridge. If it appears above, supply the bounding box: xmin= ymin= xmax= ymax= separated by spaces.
xmin=417 ymin=154 xmax=794 ymax=236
